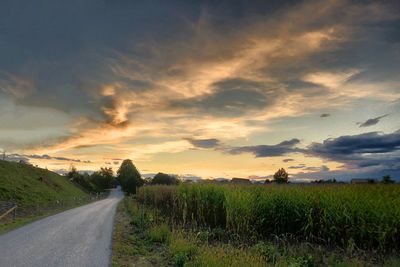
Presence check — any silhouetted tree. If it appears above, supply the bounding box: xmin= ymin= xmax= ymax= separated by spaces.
xmin=151 ymin=172 xmax=180 ymax=185
xmin=117 ymin=159 xmax=143 ymax=194
xmin=67 ymin=165 xmax=99 ymax=192
xmin=91 ymin=167 xmax=115 ymax=189
xmin=273 ymin=168 xmax=289 ymax=183
xmin=382 ymin=175 xmax=395 ymax=184
xmin=67 ymin=165 xmax=79 ymax=178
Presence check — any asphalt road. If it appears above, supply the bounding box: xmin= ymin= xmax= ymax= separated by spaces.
xmin=0 ymin=188 xmax=124 ymax=267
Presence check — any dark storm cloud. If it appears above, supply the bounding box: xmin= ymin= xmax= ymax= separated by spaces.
xmin=227 ymin=138 xmax=301 ymax=157
xmin=307 ymin=130 xmax=400 ymax=172
xmin=304 ymin=165 xmax=330 ymax=172
xmin=1 ymin=0 xmax=400 ymax=181
xmin=225 ymin=129 xmax=400 ymax=177
xmin=0 ymin=0 xmax=202 ymax=117
xmin=0 ymin=0 xmax=398 ymax=122
xmin=288 ymin=164 xmax=329 ymax=171
xmin=170 ymin=79 xmax=276 ymax=117
xmin=308 ymin=131 xmax=400 ymax=160
xmin=185 ymin=138 xmax=221 ymax=149
xmin=358 ymin=114 xmax=388 ymax=127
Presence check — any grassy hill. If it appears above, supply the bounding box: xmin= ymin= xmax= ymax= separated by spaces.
xmin=0 ymin=160 xmax=87 ymax=208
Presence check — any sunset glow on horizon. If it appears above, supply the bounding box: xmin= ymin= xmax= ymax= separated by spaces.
xmin=0 ymin=0 xmax=399 ymax=181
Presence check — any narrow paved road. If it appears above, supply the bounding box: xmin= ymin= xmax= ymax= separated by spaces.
xmin=0 ymin=188 xmax=124 ymax=267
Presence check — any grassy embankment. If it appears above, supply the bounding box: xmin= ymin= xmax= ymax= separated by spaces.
xmin=113 ymin=183 xmax=400 ymax=267
xmin=0 ymin=160 xmax=92 ymax=232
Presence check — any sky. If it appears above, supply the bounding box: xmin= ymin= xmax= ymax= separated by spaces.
xmin=0 ymin=0 xmax=399 ymax=181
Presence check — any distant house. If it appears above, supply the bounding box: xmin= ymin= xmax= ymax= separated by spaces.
xmin=251 ymin=180 xmax=265 ymax=185
xmin=200 ymin=178 xmax=229 ymax=184
xmin=231 ymin=178 xmax=251 ymax=184
xmin=214 ymin=178 xmax=230 ymax=184
xmin=311 ymin=179 xmax=337 ymax=184
xmin=351 ymin=178 xmax=376 ymax=184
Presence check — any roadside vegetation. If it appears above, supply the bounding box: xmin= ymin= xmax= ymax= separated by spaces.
xmin=0 ymin=160 xmax=86 ymax=208
xmin=0 ymin=160 xmax=88 ymax=232
xmin=113 ymin=170 xmax=400 ymax=266
xmin=137 ymin=183 xmax=400 ymax=252
xmin=0 ymin=160 xmax=114 ymax=232
xmin=1 ymin=158 xmax=146 ymax=233
xmin=67 ymin=165 xmax=116 ymax=193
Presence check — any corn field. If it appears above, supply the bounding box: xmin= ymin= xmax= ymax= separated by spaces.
xmin=136 ymin=184 xmax=400 ymax=252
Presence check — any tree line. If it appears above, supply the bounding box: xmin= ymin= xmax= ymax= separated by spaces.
xmin=67 ymin=160 xmax=396 ymax=194
xmin=67 ymin=159 xmax=180 ymax=194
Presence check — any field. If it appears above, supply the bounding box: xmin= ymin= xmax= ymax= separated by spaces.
xmin=114 ymin=183 xmax=400 ymax=266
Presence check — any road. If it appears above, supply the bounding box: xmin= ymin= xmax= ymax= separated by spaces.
xmin=0 ymin=188 xmax=124 ymax=267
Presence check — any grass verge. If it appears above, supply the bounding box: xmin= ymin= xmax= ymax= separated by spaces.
xmin=0 ymin=195 xmax=107 ymax=234
xmin=112 ymin=197 xmax=170 ymax=267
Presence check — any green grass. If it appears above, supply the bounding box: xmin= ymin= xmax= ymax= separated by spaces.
xmin=0 ymin=160 xmax=89 ymax=232
xmin=0 ymin=201 xmax=91 ymax=233
xmin=112 ymin=198 xmax=170 ymax=267
xmin=0 ymin=160 xmax=86 ymax=208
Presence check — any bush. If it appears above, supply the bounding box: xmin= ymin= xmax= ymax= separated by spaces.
xmin=151 ymin=172 xmax=180 ymax=185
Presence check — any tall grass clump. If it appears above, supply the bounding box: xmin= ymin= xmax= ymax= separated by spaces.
xmin=136 ymin=183 xmax=400 ymax=252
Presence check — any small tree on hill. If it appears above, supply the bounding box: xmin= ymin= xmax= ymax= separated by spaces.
xmin=151 ymin=172 xmax=180 ymax=185
xmin=117 ymin=159 xmax=143 ymax=194
xmin=67 ymin=165 xmax=99 ymax=192
xmin=382 ymin=175 xmax=395 ymax=184
xmin=273 ymin=168 xmax=289 ymax=183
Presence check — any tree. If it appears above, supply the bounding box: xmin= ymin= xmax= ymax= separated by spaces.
xmin=91 ymin=167 xmax=115 ymax=190
xmin=117 ymin=159 xmax=143 ymax=194
xmin=151 ymin=172 xmax=180 ymax=185
xmin=382 ymin=175 xmax=395 ymax=184
xmin=273 ymin=168 xmax=289 ymax=183
xmin=67 ymin=165 xmax=99 ymax=192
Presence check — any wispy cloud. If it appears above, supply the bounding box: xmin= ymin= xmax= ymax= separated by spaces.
xmin=2 ymin=153 xmax=91 ymax=164
xmin=358 ymin=114 xmax=388 ymax=127
xmin=0 ymin=0 xmax=399 ymax=178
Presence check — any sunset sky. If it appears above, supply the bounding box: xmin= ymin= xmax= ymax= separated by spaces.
xmin=0 ymin=0 xmax=399 ymax=181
